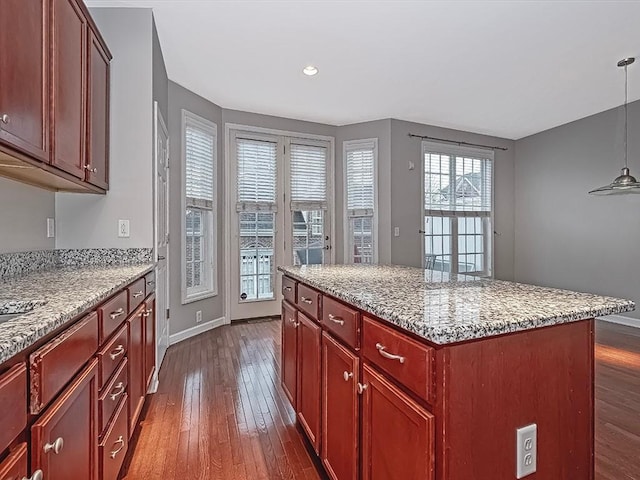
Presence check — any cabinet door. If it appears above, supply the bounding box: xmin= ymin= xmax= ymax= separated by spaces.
xmin=281 ymin=301 xmax=298 ymax=409
xmin=127 ymin=304 xmax=145 ymax=438
xmin=296 ymin=312 xmax=321 ymax=454
xmin=143 ymin=295 xmax=156 ymax=392
xmin=361 ymin=364 xmax=434 ymax=480
xmin=31 ymin=359 xmax=98 ymax=480
xmin=86 ymin=30 xmax=110 ymax=189
xmin=51 ymin=0 xmax=86 ymax=178
xmin=0 ymin=443 xmax=28 ymax=480
xmin=322 ymin=333 xmax=359 ymax=480
xmin=0 ymin=0 xmax=48 ymax=161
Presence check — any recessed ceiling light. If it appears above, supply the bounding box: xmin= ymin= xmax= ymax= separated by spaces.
xmin=303 ymin=65 xmax=318 ymax=76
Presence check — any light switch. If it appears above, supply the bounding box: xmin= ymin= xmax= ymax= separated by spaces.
xmin=118 ymin=219 xmax=130 ymax=238
xmin=408 ymin=161 xmax=415 ymax=170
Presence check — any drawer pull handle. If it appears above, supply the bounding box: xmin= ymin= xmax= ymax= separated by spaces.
xmin=109 ymin=308 xmax=124 ymax=319
xmin=147 ymin=280 xmax=155 ymax=286
xmin=84 ymin=164 xmax=97 ymax=173
xmin=44 ymin=437 xmax=64 ymax=455
xmin=343 ymin=371 xmax=353 ymax=381
xmin=23 ymin=470 xmax=44 ymax=480
xmin=133 ymin=291 xmax=144 ymax=298
xmin=300 ymin=296 xmax=313 ymax=305
xmin=328 ymin=314 xmax=345 ymax=326
xmin=109 ymin=344 xmax=125 ymax=360
xmin=109 ymin=436 xmax=126 ymax=459
xmin=375 ymin=343 xmax=406 ymax=364
xmin=110 ymin=382 xmax=126 ymax=401
xmin=283 ymin=286 xmax=292 ymax=292
xmin=357 ymin=383 xmax=368 ymax=395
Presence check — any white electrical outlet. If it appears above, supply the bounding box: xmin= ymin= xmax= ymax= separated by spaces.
xmin=516 ymin=424 xmax=537 ymax=478
xmin=46 ymin=218 xmax=55 ymax=238
xmin=118 ymin=219 xmax=130 ymax=238
xmin=195 ymin=310 xmax=202 ymax=323
xmin=394 ymin=227 xmax=400 ymax=237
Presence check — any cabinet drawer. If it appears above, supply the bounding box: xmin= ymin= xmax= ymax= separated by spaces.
xmin=296 ymin=284 xmax=320 ymax=321
xmin=127 ymin=278 xmax=146 ymax=312
xmin=362 ymin=316 xmax=435 ymax=404
xmin=144 ymin=271 xmax=155 ymax=294
xmin=99 ymin=358 xmax=128 ymax=437
xmin=322 ymin=296 xmax=360 ymax=349
xmin=97 ymin=324 xmax=128 ymax=391
xmin=98 ymin=291 xmax=128 ymax=342
xmin=0 ymin=363 xmax=27 ymax=454
xmin=30 ymin=312 xmax=98 ymax=414
xmin=0 ymin=442 xmax=28 ymax=480
xmin=100 ymin=393 xmax=128 ymax=480
xmin=282 ymin=276 xmax=296 ymax=304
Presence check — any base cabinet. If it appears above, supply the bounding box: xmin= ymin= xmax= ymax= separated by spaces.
xmin=361 ymin=364 xmax=434 ymax=480
xmin=297 ymin=312 xmax=322 ymax=454
xmin=143 ymin=295 xmax=156 ymax=391
xmin=0 ymin=443 xmax=28 ymax=480
xmin=322 ymin=333 xmax=359 ymax=480
xmin=31 ymin=359 xmax=98 ymax=480
xmin=127 ymin=304 xmax=145 ymax=438
xmin=281 ymin=301 xmax=298 ymax=409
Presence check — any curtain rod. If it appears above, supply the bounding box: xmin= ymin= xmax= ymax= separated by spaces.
xmin=407 ymin=133 xmax=508 ymax=151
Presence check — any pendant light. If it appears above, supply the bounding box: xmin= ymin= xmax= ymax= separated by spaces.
xmin=589 ymin=57 xmax=640 ymax=195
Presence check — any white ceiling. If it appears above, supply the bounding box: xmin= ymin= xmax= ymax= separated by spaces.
xmin=85 ymin=0 xmax=640 ymax=140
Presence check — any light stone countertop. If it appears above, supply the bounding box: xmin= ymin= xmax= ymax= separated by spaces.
xmin=278 ymin=264 xmax=635 ymax=345
xmin=0 ymin=263 xmax=154 ymax=364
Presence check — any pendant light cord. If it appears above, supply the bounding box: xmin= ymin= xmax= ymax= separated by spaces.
xmin=624 ymin=64 xmax=629 ymax=169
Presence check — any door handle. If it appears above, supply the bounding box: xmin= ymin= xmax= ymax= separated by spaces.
xmin=157 ymin=255 xmax=166 ymax=260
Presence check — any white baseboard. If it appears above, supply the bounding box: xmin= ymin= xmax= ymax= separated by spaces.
xmin=598 ymin=314 xmax=640 ymax=329
xmin=147 ymin=368 xmax=159 ymax=394
xmin=169 ymin=316 xmax=227 ymax=346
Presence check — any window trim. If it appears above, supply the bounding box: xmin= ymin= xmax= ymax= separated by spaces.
xmin=421 ymin=141 xmax=495 ymax=277
xmin=343 ymin=138 xmax=378 ymax=264
xmin=181 ymin=109 xmax=218 ymax=304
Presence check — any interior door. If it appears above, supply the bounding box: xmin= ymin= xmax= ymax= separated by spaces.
xmin=153 ymin=102 xmax=170 ymax=376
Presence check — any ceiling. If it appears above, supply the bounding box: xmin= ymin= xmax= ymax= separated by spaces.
xmin=84 ymin=0 xmax=640 ymax=140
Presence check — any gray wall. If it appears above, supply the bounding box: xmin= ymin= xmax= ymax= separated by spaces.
xmin=514 ymin=101 xmax=640 ymax=318
xmin=389 ymin=120 xmax=516 ymax=280
xmin=152 ymin=16 xmax=168 ymax=122
xmin=334 ymin=120 xmax=392 ymax=264
xmin=168 ymin=81 xmax=224 ymax=334
xmin=56 ymin=8 xmax=154 ymax=249
xmin=0 ymin=177 xmax=55 ymax=253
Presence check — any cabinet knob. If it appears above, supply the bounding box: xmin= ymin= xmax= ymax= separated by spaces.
xmin=23 ymin=470 xmax=44 ymax=480
xmin=357 ymin=383 xmax=368 ymax=395
xmin=1 ymin=113 xmax=9 ymax=124
xmin=343 ymin=371 xmax=353 ymax=381
xmin=44 ymin=437 xmax=64 ymax=455
xmin=84 ymin=164 xmax=97 ymax=173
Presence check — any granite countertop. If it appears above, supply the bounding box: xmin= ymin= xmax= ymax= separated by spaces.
xmin=278 ymin=264 xmax=636 ymax=345
xmin=0 ymin=263 xmax=154 ymax=364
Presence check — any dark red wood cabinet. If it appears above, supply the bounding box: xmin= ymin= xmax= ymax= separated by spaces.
xmin=0 ymin=442 xmax=29 ymax=480
xmin=31 ymin=359 xmax=99 ymax=480
xmin=296 ymin=311 xmax=322 ymax=454
xmin=322 ymin=332 xmax=359 ymax=480
xmin=50 ymin=0 xmax=87 ymax=179
xmin=0 ymin=0 xmax=49 ymax=162
xmin=143 ymin=295 xmax=156 ymax=392
xmin=361 ymin=364 xmax=434 ymax=480
xmin=86 ymin=29 xmax=110 ymax=189
xmin=127 ymin=304 xmax=146 ymax=438
xmin=281 ymin=301 xmax=298 ymax=409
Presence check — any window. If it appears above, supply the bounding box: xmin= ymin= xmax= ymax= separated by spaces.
xmin=422 ymin=142 xmax=493 ymax=276
xmin=290 ymin=142 xmax=329 ymax=266
xmin=182 ymin=110 xmax=217 ymax=303
xmin=344 ymin=139 xmax=377 ymax=264
xmin=236 ymin=138 xmax=277 ymax=301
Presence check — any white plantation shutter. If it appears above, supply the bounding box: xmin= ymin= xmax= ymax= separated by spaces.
xmin=290 ymin=143 xmax=328 ymax=210
xmin=185 ymin=118 xmax=216 ymax=209
xmin=346 ymin=142 xmax=375 ymax=216
xmin=237 ymin=138 xmax=278 ymax=211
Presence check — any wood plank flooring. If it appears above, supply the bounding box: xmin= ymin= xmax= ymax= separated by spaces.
xmin=122 ymin=319 xmax=640 ymax=480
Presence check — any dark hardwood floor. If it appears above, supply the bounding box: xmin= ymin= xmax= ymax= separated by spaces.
xmin=122 ymin=319 xmax=640 ymax=480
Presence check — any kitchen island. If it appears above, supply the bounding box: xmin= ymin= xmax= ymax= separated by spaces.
xmin=278 ymin=264 xmax=635 ymax=480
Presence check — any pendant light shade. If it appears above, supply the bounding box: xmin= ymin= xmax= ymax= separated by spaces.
xmin=589 ymin=57 xmax=640 ymax=195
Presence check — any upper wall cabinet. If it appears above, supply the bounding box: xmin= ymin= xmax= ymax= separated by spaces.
xmin=0 ymin=0 xmax=112 ymax=193
xmin=0 ymin=0 xmax=49 ymax=162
